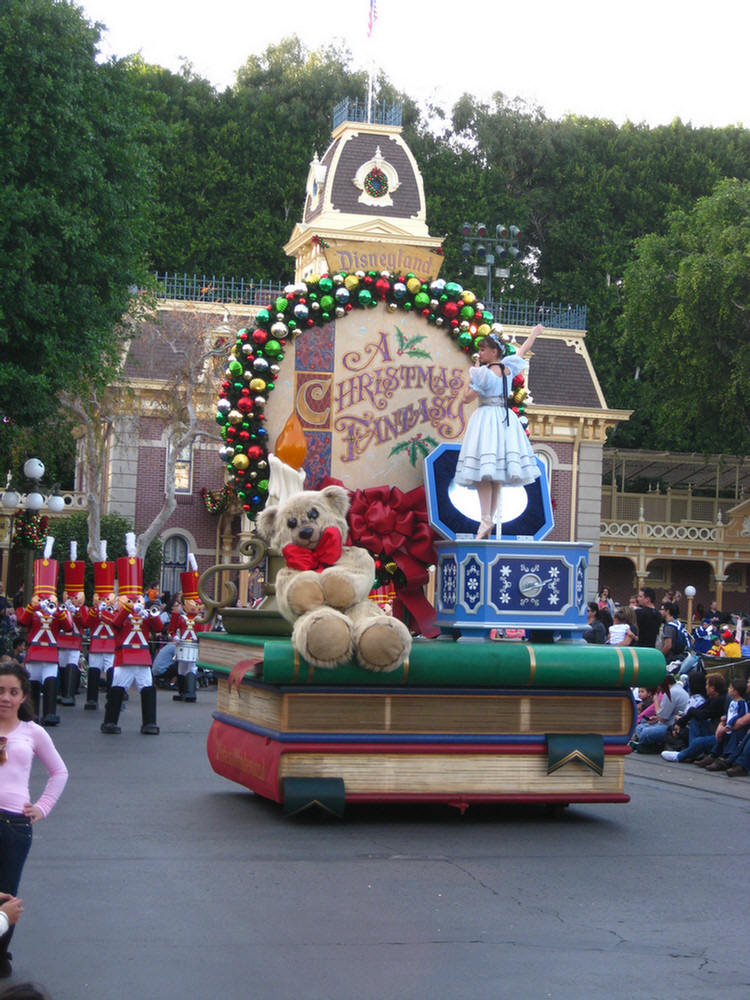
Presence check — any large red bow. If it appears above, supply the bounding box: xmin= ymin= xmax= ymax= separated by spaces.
xmin=329 ymin=481 xmax=439 ymax=638
xmin=282 ymin=526 xmax=343 ymax=572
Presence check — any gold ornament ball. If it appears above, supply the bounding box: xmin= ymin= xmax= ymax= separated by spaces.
xmin=232 ymin=454 xmax=250 ymax=471
xmin=406 ymin=277 xmax=421 ymax=294
xmin=344 ymin=274 xmax=360 ymax=291
xmin=462 ymin=291 xmax=476 ymax=305
xmin=249 ymin=378 xmax=267 ymax=392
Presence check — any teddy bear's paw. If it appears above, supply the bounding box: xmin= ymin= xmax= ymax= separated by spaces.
xmin=318 ymin=570 xmax=357 ymax=610
xmin=293 ymin=608 xmax=353 ymax=668
xmin=285 ymin=573 xmax=326 ymax=615
xmin=354 ymin=617 xmax=412 ymax=673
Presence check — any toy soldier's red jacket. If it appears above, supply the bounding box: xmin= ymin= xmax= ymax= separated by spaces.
xmin=56 ymin=604 xmax=85 ymax=652
xmin=111 ymin=605 xmax=159 ymax=666
xmin=16 ymin=604 xmax=73 ymax=665
xmin=168 ymin=611 xmax=209 ymax=645
xmin=81 ymin=604 xmax=118 ymax=654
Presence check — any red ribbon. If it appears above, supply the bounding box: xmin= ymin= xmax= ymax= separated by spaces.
xmin=320 ymin=479 xmax=439 ymax=638
xmin=282 ymin=526 xmax=343 ymax=572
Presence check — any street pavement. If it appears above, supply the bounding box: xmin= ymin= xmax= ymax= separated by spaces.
xmin=10 ymin=688 xmax=750 ymax=1000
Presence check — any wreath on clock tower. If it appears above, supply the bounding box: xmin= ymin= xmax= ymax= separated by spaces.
xmin=363 ymin=166 xmax=389 ymax=199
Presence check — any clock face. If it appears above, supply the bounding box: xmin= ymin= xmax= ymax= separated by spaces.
xmin=364 ymin=166 xmax=389 ymax=198
xmin=518 ymin=572 xmax=544 ymax=598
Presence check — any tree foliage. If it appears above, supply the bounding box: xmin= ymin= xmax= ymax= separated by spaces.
xmin=617 ymin=179 xmax=750 ymax=453
xmin=0 ymin=0 xmax=155 ymax=425
xmin=49 ymin=512 xmax=161 ymax=601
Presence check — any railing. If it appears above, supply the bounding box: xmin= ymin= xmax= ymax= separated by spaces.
xmin=153 ymin=273 xmax=286 ymax=307
xmin=601 ymin=520 xmax=723 ymax=544
xmin=333 ymin=99 xmax=402 ymax=129
xmin=488 ymin=298 xmax=587 ymax=331
xmin=152 ymin=273 xmax=587 ymax=329
xmin=601 ymin=489 xmax=735 ymax=525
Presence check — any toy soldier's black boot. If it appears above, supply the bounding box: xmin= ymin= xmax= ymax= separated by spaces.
xmin=30 ymin=681 xmax=42 ymax=723
xmin=140 ymin=686 xmax=159 ymax=735
xmin=184 ymin=672 xmax=197 ymax=703
xmin=172 ymin=674 xmax=185 ymax=701
xmin=41 ymin=677 xmax=60 ymax=726
xmin=100 ymin=687 xmax=124 ymax=734
xmin=60 ymin=664 xmax=76 ymax=706
xmin=84 ymin=667 xmax=101 ymax=709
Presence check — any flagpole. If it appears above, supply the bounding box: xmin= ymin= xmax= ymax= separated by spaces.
xmin=367 ymin=0 xmax=377 ymax=123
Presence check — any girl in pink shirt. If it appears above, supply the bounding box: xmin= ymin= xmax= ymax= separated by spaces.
xmin=0 ymin=661 xmax=68 ymax=978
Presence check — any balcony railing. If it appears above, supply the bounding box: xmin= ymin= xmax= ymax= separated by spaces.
xmin=487 ymin=298 xmax=586 ymax=331
xmin=153 ymin=273 xmax=285 ymax=307
xmin=152 ymin=273 xmax=587 ymax=329
xmin=600 ymin=520 xmax=724 ymax=545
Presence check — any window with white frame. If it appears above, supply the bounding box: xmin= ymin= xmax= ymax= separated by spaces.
xmin=170 ymin=443 xmax=193 ymax=494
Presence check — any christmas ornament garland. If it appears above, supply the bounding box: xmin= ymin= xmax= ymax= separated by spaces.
xmin=215 ymin=270 xmax=530 ymax=519
xmin=200 ymin=484 xmax=233 ymax=516
xmin=13 ymin=511 xmax=49 ymax=549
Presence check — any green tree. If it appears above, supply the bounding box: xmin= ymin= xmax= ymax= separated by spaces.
xmin=49 ymin=512 xmax=162 ymax=601
xmin=0 ymin=0 xmax=155 ymax=425
xmin=616 ymin=178 xmax=750 ymax=453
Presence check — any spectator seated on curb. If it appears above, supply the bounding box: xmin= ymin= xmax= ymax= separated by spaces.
xmin=660 ymin=673 xmax=728 ymax=763
xmin=724 ymin=728 xmax=750 ymax=777
xmin=701 ymin=677 xmax=749 ymax=771
xmin=630 ymin=674 xmax=689 ymax=753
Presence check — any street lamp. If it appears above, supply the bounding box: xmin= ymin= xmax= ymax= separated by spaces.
xmin=460 ymin=222 xmax=521 ymax=308
xmin=684 ymin=585 xmax=696 ymax=633
xmin=1 ymin=460 xmax=66 ymax=601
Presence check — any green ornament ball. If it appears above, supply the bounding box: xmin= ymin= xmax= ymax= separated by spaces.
xmin=274 ymin=296 xmax=289 ymax=313
xmin=358 ymin=289 xmax=373 ymax=307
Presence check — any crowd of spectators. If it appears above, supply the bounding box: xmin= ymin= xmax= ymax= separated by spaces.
xmin=586 ymin=584 xmax=750 ymax=777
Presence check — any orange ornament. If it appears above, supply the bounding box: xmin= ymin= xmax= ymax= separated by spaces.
xmin=275 ymin=408 xmax=307 ymax=471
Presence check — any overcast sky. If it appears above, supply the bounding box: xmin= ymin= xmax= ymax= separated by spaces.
xmin=77 ymin=0 xmax=746 ymax=129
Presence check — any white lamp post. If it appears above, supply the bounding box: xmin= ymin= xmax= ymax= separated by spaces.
xmin=684 ymin=585 xmax=696 ymax=634
xmin=0 ymin=458 xmax=67 ymax=602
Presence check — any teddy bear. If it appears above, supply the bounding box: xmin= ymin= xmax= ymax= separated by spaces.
xmin=256 ymin=484 xmax=412 ymax=672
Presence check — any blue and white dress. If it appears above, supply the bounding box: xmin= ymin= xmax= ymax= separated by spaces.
xmin=454 ymin=356 xmax=540 ymax=487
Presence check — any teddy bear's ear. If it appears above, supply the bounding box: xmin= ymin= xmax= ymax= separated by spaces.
xmin=320 ymin=484 xmax=351 ymax=519
xmin=255 ymin=505 xmax=279 ymax=542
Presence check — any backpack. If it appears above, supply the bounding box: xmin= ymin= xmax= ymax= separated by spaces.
xmin=672 ymin=620 xmax=692 ymax=655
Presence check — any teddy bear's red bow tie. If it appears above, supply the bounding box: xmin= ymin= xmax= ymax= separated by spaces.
xmin=282 ymin=526 xmax=343 ymax=572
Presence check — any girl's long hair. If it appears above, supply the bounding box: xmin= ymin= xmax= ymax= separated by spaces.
xmin=0 ymin=660 xmax=34 ymax=721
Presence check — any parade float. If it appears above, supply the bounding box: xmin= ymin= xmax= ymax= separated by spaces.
xmin=198 ymin=102 xmax=664 ymax=815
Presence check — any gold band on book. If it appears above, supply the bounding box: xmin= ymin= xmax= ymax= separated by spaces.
xmin=527 ymin=646 xmax=536 ymax=684
xmin=616 ymin=646 xmax=625 ymax=685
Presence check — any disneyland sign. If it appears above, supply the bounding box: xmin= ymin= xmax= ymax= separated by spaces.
xmin=323 ymin=239 xmax=444 ymax=283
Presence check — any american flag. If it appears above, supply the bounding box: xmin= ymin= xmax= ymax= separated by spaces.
xmin=368 ymin=0 xmax=378 ymax=37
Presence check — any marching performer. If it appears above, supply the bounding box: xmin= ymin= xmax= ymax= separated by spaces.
xmin=168 ymin=554 xmax=207 ymax=703
xmin=57 ymin=542 xmax=86 ymax=707
xmin=15 ymin=537 xmax=72 ymax=726
xmin=101 ymin=534 xmax=161 ymax=735
xmin=81 ymin=544 xmax=117 ymax=711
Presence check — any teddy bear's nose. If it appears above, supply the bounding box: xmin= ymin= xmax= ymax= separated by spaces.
xmin=298 ymin=525 xmax=314 ymax=540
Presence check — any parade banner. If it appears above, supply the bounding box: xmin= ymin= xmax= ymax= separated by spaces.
xmin=269 ymin=304 xmax=470 ymax=494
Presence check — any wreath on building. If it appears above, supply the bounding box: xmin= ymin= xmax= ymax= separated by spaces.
xmin=215 ymin=271 xmax=530 ymax=519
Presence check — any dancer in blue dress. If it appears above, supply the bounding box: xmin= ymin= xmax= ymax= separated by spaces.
xmin=454 ymin=324 xmax=543 ymax=539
